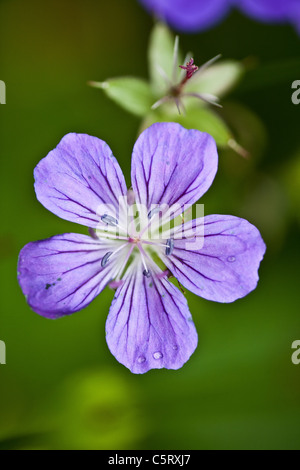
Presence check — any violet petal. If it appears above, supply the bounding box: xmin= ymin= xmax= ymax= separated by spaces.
xmin=34 ymin=133 xmax=127 ymax=228
xmin=238 ymin=0 xmax=292 ymax=23
xmin=162 ymin=215 xmax=266 ymax=303
xmin=131 ymin=122 xmax=218 ymax=215
xmin=105 ymin=261 xmax=198 ymax=373
xmin=138 ymin=0 xmax=230 ymax=32
xmin=18 ymin=233 xmax=126 ymax=318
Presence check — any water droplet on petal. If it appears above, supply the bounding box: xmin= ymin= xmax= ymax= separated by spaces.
xmin=153 ymin=351 xmax=163 ymax=360
xmin=137 ymin=356 xmax=146 ymax=364
xmin=172 ymin=345 xmax=179 ymax=351
xmin=227 ymin=256 xmax=236 ymax=263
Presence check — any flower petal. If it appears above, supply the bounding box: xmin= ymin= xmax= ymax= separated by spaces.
xmin=238 ymin=0 xmax=290 ymax=23
xmin=161 ymin=215 xmax=266 ymax=303
xmin=131 ymin=122 xmax=218 ymax=215
xmin=139 ymin=0 xmax=230 ymax=33
xmin=139 ymin=0 xmax=299 ymax=33
xmin=105 ymin=261 xmax=198 ymax=374
xmin=18 ymin=233 xmax=127 ymax=318
xmin=34 ymin=133 xmax=127 ymax=228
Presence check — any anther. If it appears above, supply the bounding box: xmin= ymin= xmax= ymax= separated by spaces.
xmin=165 ymin=238 xmax=174 ymax=256
xmin=147 ymin=207 xmax=161 ymax=219
xmin=101 ymin=251 xmax=113 ymax=268
xmin=143 ymin=269 xmax=151 ymax=278
xmin=101 ymin=214 xmax=119 ymax=227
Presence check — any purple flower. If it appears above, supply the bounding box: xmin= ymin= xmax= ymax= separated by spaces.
xmin=239 ymin=0 xmax=300 ymax=33
xmin=238 ymin=0 xmax=294 ymax=23
xmin=139 ymin=0 xmax=231 ymax=32
xmin=18 ymin=123 xmax=266 ymax=373
xmin=138 ymin=0 xmax=300 ymax=33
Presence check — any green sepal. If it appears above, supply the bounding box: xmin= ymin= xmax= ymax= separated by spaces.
xmin=89 ymin=77 xmax=153 ymax=117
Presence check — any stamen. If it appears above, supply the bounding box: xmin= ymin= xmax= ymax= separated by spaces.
xmin=165 ymin=238 xmax=174 ymax=256
xmin=101 ymin=214 xmax=119 ymax=227
xmin=139 ymin=206 xmax=170 ymax=239
xmin=141 ymin=240 xmax=169 ymax=248
xmin=147 ymin=207 xmax=161 ymax=219
xmin=114 ymin=244 xmax=135 ymax=282
xmin=101 ymin=251 xmax=113 ymax=268
xmin=97 ymin=233 xmax=129 ymax=241
xmin=137 ymin=242 xmax=152 ymax=278
xmin=100 ymin=213 xmax=128 ymax=235
xmin=101 ymin=243 xmax=128 ymax=268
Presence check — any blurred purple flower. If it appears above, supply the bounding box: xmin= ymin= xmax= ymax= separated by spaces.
xmin=139 ymin=0 xmax=230 ymax=32
xmin=239 ymin=0 xmax=296 ymax=24
xmin=138 ymin=0 xmax=300 ymax=33
xmin=18 ymin=123 xmax=265 ymax=373
xmin=240 ymin=0 xmax=300 ymax=33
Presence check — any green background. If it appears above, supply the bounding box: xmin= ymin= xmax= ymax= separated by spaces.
xmin=0 ymin=0 xmax=300 ymax=450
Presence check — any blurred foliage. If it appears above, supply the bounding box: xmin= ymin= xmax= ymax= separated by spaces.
xmin=0 ymin=0 xmax=299 ymax=450
xmin=51 ymin=370 xmax=146 ymax=450
xmin=281 ymin=148 xmax=300 ymax=225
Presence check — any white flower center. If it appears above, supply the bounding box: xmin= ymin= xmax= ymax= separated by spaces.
xmin=95 ymin=198 xmax=175 ymax=282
